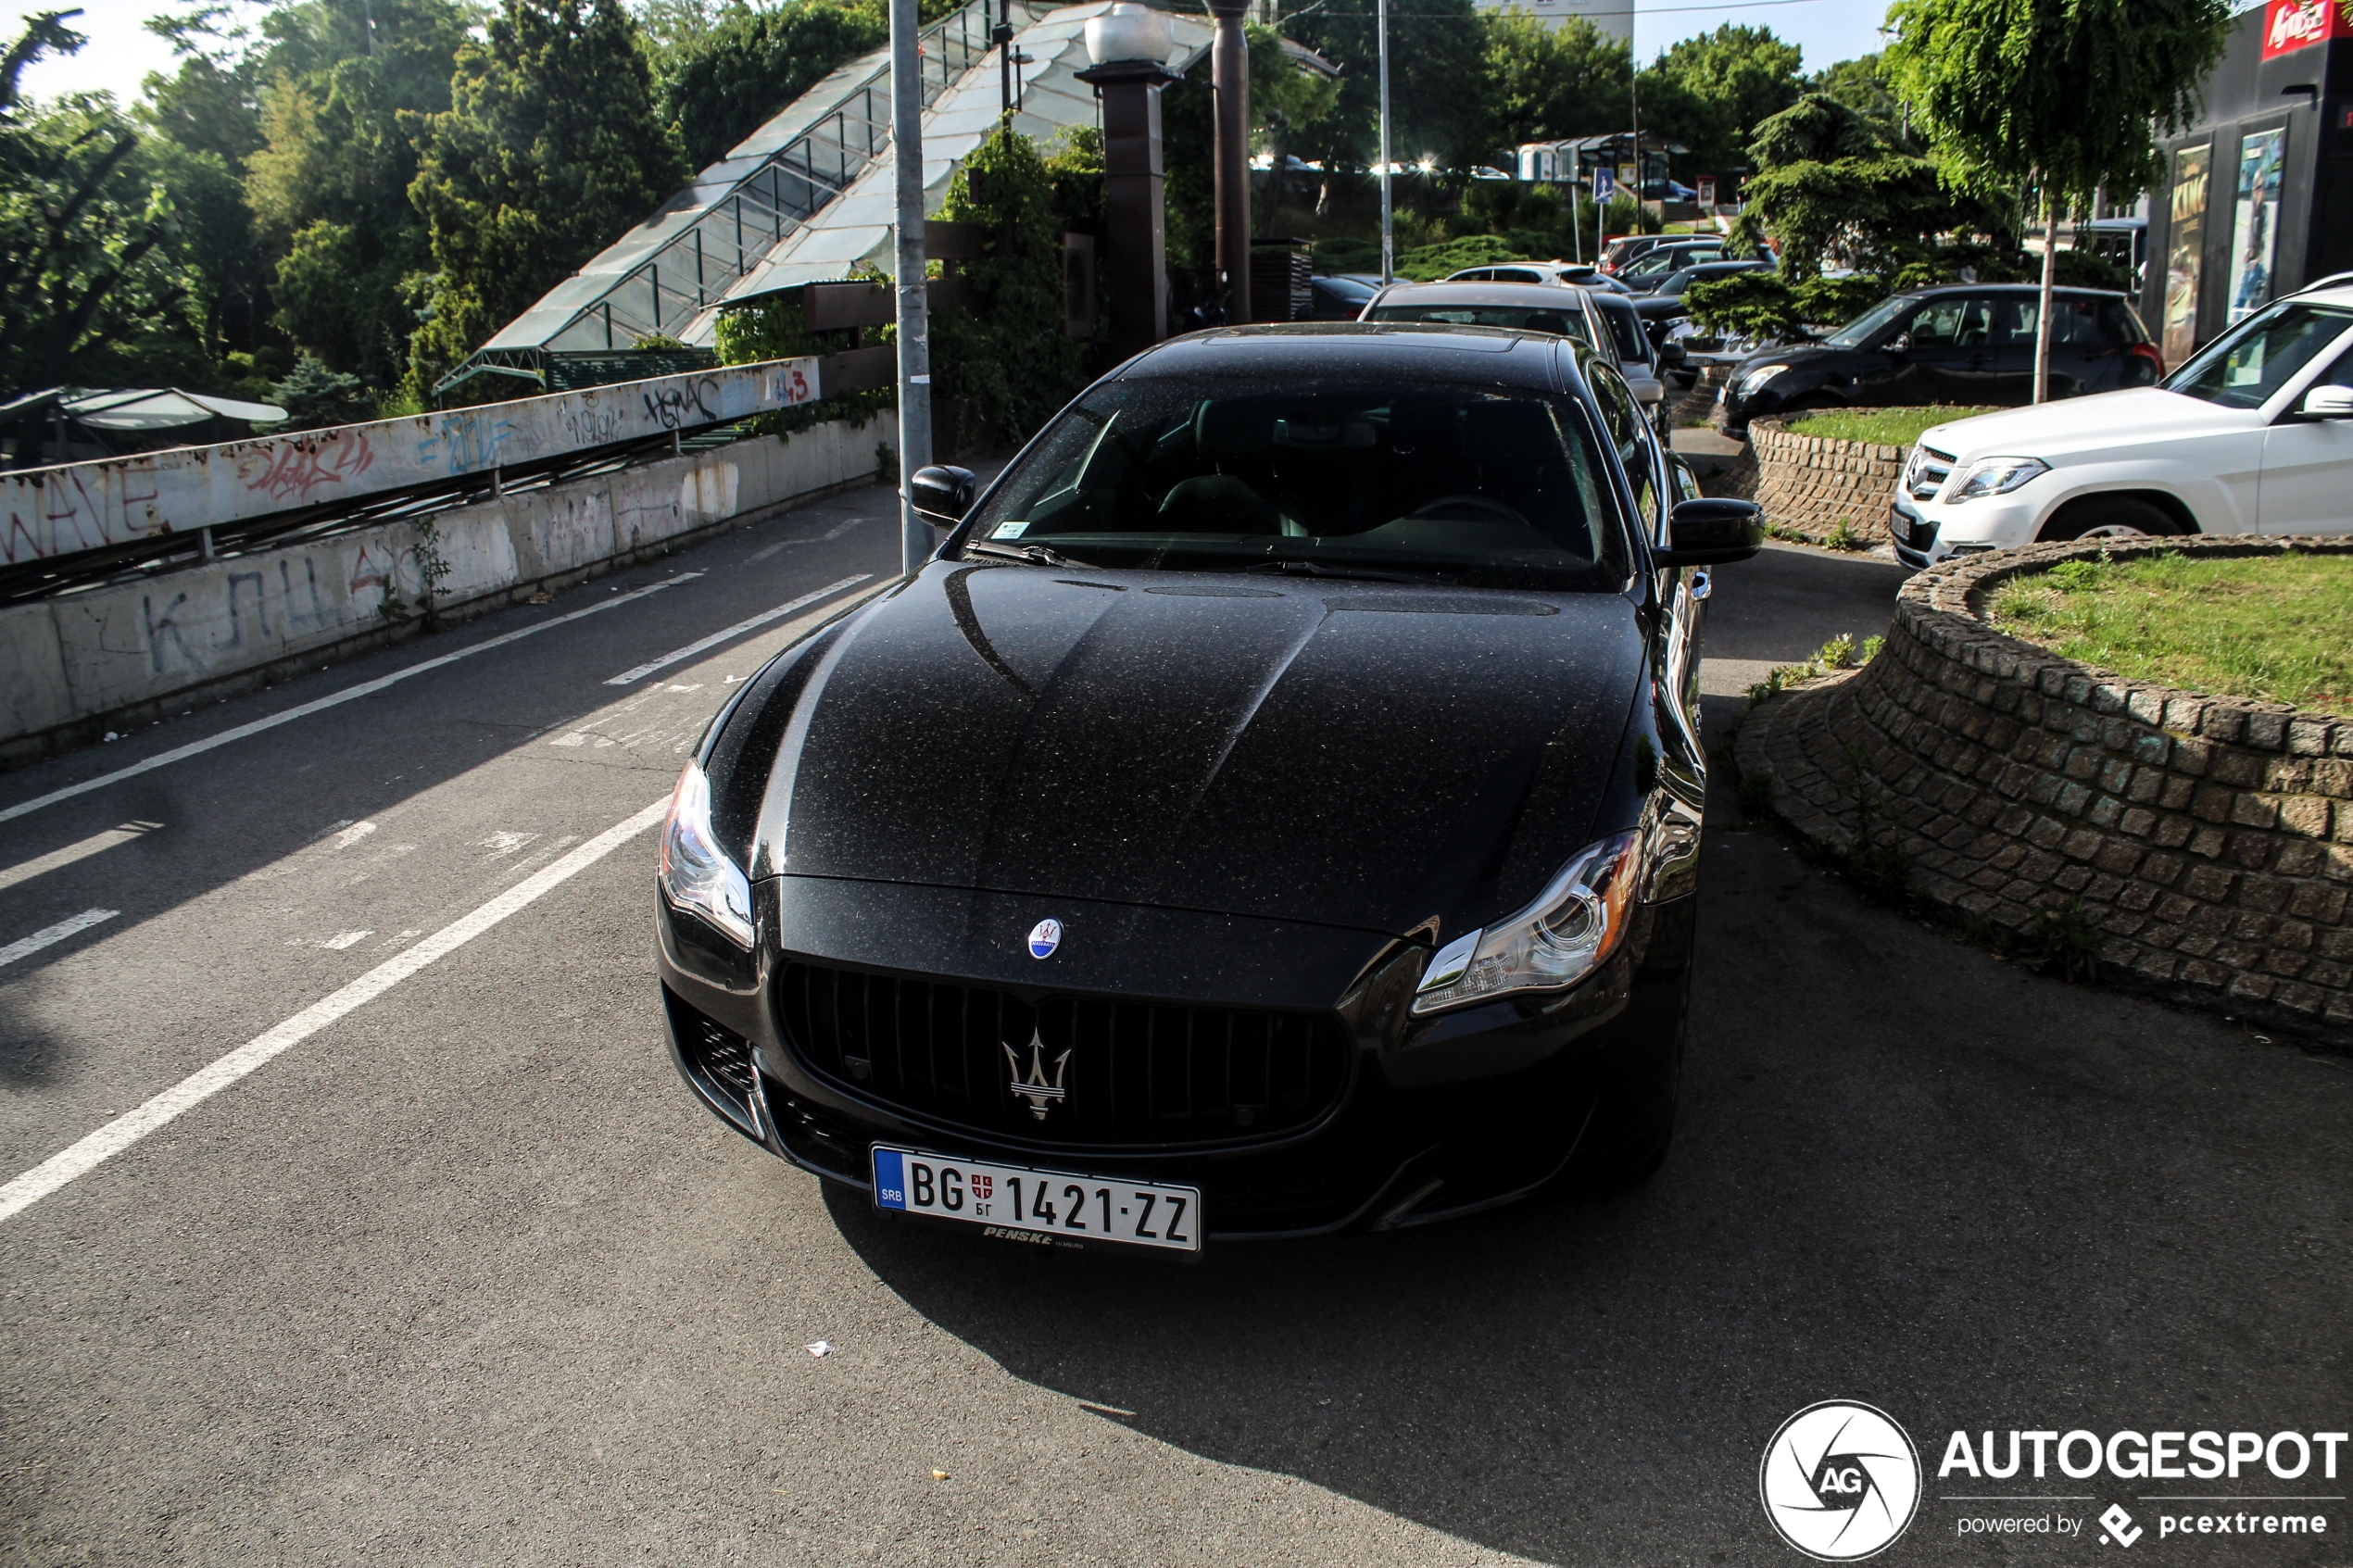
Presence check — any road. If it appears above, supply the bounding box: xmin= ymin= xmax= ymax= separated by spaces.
xmin=1 ymin=497 xmax=2346 ymax=1566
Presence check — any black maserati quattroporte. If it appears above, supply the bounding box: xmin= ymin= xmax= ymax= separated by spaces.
xmin=656 ymin=324 xmax=1761 ymax=1250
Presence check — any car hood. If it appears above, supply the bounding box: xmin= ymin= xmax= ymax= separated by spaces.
xmin=751 ymin=562 xmax=1645 ymax=939
xmin=1918 ymin=387 xmax=2249 ymax=462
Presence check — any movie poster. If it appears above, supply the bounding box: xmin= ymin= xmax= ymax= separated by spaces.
xmin=2162 ymin=144 xmax=2209 ymax=366
xmin=2227 ymin=128 xmax=2287 ymax=326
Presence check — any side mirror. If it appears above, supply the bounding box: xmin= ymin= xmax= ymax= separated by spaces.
xmin=909 ymin=464 xmax=976 ymax=524
xmin=2300 ymin=385 xmax=2353 ymax=419
xmin=1657 ymin=497 xmax=1765 ymax=567
xmin=1885 ymin=332 xmax=1912 ymax=355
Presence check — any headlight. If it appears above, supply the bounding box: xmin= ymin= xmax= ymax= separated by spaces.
xmin=660 ymin=759 xmax=754 ymax=948
xmin=1735 ymin=362 xmax=1789 ymax=397
xmin=1412 ymin=832 xmax=1642 ymax=1014
xmin=1947 ymin=456 xmax=2048 ymax=500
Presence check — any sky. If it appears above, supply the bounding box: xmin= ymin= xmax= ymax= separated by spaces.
xmin=9 ymin=0 xmax=1893 ymax=105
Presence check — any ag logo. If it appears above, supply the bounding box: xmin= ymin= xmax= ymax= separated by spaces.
xmin=1759 ymin=1400 xmax=1922 ymax=1561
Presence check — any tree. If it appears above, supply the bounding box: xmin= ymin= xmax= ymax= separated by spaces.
xmin=1809 ymin=52 xmax=1899 ymax=123
xmin=1740 ymin=92 xmax=1950 ymax=276
xmin=1286 ymin=0 xmax=1488 ymax=181
xmin=1887 ymin=0 xmax=2232 ymax=401
xmin=245 ymin=0 xmax=473 ymax=385
xmin=0 ymin=12 xmax=205 ymax=395
xmin=1642 ymin=23 xmax=1803 ymax=176
xmin=930 ymin=124 xmax=1088 ymax=443
xmin=1480 ymin=13 xmax=1630 ymax=152
xmin=655 ymin=0 xmax=887 ymax=171
xmin=270 ymin=350 xmax=374 ymax=426
xmin=405 ymin=0 xmax=686 ymax=397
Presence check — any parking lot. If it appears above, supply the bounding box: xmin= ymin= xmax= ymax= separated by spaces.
xmin=1 ymin=487 xmax=2346 ymax=1565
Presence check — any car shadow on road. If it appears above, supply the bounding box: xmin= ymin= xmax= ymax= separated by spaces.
xmin=823 ymin=819 xmax=2353 ymax=1564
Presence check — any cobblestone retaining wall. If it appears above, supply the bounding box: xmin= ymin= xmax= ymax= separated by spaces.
xmin=1735 ymin=534 xmax=2353 ymax=1044
xmin=1747 ymin=417 xmax=1906 ymax=544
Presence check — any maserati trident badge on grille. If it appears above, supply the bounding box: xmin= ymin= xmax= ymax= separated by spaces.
xmin=1026 ymin=919 xmax=1062 ymax=959
xmin=1004 ymin=1028 xmax=1072 ymax=1121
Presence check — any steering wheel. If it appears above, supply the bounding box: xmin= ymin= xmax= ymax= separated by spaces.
xmin=1404 ymin=495 xmax=1529 ymax=526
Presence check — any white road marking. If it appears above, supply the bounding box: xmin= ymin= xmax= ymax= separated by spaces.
xmin=0 ymin=822 xmax=162 ymax=893
xmin=326 ymin=822 xmax=377 ymax=851
xmin=605 ymin=575 xmax=874 ymax=685
xmin=0 ymin=909 xmax=120 ymax=969
xmin=0 ymin=797 xmax=670 ymax=1226
xmin=474 ymin=831 xmax=539 ymax=859
xmin=321 ymin=931 xmax=372 ymax=950
xmin=548 ymin=733 xmax=587 ymax=747
xmin=0 ymin=572 xmax=703 ymax=828
xmin=745 ymin=517 xmax=865 ymax=564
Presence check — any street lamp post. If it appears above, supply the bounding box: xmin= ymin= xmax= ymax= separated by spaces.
xmin=1377 ymin=0 xmax=1391 ymax=284
xmin=1206 ymin=0 xmax=1251 ymax=323
xmin=1076 ymin=4 xmax=1176 ymax=364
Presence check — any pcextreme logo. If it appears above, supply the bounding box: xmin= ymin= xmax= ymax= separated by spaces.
xmin=1760 ymin=1401 xmax=1924 ymax=1561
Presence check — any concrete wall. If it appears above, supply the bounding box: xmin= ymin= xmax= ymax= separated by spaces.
xmin=0 ymin=417 xmax=883 ymax=759
xmin=1738 ymin=533 xmax=2353 ymax=1047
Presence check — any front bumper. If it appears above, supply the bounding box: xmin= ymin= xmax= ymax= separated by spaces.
xmin=1888 ymin=491 xmax=2045 ymax=569
xmin=656 ymin=877 xmax=1696 ymax=1242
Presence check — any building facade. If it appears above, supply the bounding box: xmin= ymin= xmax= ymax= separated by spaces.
xmin=2145 ymin=0 xmax=2353 ymax=363
xmin=1469 ymin=0 xmax=1629 ymax=44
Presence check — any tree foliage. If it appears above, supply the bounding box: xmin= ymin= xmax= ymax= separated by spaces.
xmin=0 ymin=12 xmax=207 ymax=395
xmin=1740 ymin=92 xmax=1957 ymax=275
xmin=931 ymin=124 xmax=1091 ymax=444
xmin=1885 ymin=0 xmax=2231 ymax=211
xmin=1479 ymin=14 xmax=1630 ymax=151
xmin=1642 ymin=23 xmax=1803 ymax=175
xmin=655 ymin=0 xmax=886 ymax=171
xmin=1285 ymin=0 xmax=1489 ymax=175
xmin=405 ymin=0 xmax=685 ymax=396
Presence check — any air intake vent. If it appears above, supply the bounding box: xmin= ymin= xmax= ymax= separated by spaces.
xmin=775 ymin=962 xmax=1351 ymax=1149
xmin=668 ymin=989 xmax=757 ymax=1108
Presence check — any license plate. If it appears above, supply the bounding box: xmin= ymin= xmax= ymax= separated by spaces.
xmin=871 ymin=1145 xmax=1202 ymax=1253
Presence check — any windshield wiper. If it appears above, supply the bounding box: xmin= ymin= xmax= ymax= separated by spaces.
xmin=1243 ymin=558 xmax=1446 ymax=584
xmin=965 ymin=538 xmax=1082 ymax=568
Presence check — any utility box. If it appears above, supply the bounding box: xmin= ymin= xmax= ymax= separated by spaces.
xmin=1249 ymin=240 xmax=1312 ymax=323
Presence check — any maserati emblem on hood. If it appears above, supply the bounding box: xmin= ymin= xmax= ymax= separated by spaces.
xmin=1004 ymin=1028 xmax=1072 ymax=1121
xmin=1026 ymin=919 xmax=1062 ymax=959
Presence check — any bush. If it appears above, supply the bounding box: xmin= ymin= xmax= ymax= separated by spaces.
xmin=268 ymin=353 xmax=375 ymax=430
xmin=1395 ymin=232 xmax=1529 ymax=282
xmin=1792 ymin=273 xmax=1887 ymax=326
xmin=1686 ymin=271 xmax=1797 ymax=339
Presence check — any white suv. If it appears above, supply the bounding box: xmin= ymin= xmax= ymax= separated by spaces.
xmin=1890 ymin=283 xmax=2353 ymax=569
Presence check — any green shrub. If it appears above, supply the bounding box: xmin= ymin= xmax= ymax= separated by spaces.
xmin=1685 ymin=271 xmax=1797 ymax=339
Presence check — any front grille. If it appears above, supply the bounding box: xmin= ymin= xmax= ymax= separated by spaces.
xmin=775 ymin=961 xmax=1352 ymax=1149
xmin=1905 ymin=444 xmax=1955 ymax=501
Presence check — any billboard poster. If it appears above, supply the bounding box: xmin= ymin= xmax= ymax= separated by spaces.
xmin=2261 ymin=0 xmax=2351 ymax=57
xmin=2161 ymin=144 xmax=2209 ymax=366
xmin=1696 ymin=175 xmax=1718 ymax=207
xmin=2227 ymin=127 xmax=2287 ymax=326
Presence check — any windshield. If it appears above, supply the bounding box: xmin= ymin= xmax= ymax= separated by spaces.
xmin=1593 ymin=299 xmax=1649 ymax=362
xmin=2165 ymin=302 xmax=2353 ymax=408
xmin=1821 ymin=295 xmax=1919 ymax=349
xmin=1365 ymin=303 xmax=1592 ymax=345
xmin=960 ymin=379 xmax=1632 ymax=591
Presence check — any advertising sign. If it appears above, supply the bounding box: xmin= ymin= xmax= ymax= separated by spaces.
xmin=2162 ymin=144 xmax=2210 ymax=366
xmin=1696 ymin=175 xmax=1718 ymax=207
xmin=2228 ymin=127 xmax=2288 ymax=326
xmin=2261 ymin=0 xmax=2351 ymax=57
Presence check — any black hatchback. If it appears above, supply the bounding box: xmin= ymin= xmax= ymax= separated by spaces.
xmin=1721 ymin=284 xmax=2162 ymax=435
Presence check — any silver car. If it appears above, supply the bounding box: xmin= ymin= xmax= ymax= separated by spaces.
xmin=1361 ymin=280 xmax=1669 ymax=431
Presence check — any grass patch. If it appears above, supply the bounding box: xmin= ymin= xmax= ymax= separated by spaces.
xmin=1784 ymin=405 xmax=2002 ymax=447
xmin=1988 ymin=550 xmax=2353 ymax=716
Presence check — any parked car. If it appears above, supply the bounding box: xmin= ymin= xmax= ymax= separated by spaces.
xmin=1363 ymin=280 xmax=1669 ymax=429
xmin=1890 ymin=286 xmax=2353 ymax=568
xmin=1444 ymin=261 xmax=1634 ymax=294
xmin=1722 ymin=283 xmax=2162 ymax=437
xmin=1310 ymin=274 xmax=1378 ymax=320
xmin=1617 ymin=241 xmax=1728 ymax=292
xmin=1634 ymin=257 xmax=1778 ymax=359
xmin=1601 ymin=234 xmax=1669 ymax=272
xmin=655 ymin=322 xmax=1763 ymax=1247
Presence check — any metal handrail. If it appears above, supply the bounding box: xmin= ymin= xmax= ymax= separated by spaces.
xmin=435 ymin=0 xmax=1038 ymax=393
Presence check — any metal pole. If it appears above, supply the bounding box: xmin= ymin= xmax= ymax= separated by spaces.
xmin=891 ymin=0 xmax=933 ymax=576
xmin=1378 ymin=0 xmax=1392 ymax=285
xmin=1209 ymin=0 xmax=1251 ymax=322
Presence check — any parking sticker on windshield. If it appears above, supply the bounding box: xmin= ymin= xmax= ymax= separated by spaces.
xmin=992 ymin=521 xmax=1029 ymax=539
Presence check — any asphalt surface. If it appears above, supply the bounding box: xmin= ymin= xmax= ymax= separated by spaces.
xmin=1 ymin=499 xmax=2346 ymax=1566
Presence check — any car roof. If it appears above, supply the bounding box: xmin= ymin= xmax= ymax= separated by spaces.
xmin=1118 ymin=321 xmax=1585 ymax=395
xmin=1895 ymin=282 xmax=2131 ymax=299
xmin=1374 ymin=281 xmax=1594 ymax=307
